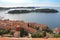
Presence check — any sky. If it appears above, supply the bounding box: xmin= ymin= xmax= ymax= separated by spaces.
xmin=0 ymin=0 xmax=60 ymax=7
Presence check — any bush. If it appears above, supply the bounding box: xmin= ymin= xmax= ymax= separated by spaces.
xmin=31 ymin=32 xmax=42 ymax=38
xmin=43 ymin=29 xmax=53 ymax=33
xmin=0 ymin=30 xmax=13 ymax=35
xmin=54 ymin=34 xmax=60 ymax=38
xmin=9 ymin=31 xmax=13 ymax=35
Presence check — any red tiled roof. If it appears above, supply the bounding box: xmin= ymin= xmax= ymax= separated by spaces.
xmin=28 ymin=23 xmax=48 ymax=29
xmin=28 ymin=27 xmax=36 ymax=33
xmin=28 ymin=22 xmax=48 ymax=27
xmin=0 ymin=20 xmax=49 ymax=33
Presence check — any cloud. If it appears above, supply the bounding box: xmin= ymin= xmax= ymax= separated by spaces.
xmin=0 ymin=0 xmax=34 ymax=4
xmin=0 ymin=0 xmax=60 ymax=7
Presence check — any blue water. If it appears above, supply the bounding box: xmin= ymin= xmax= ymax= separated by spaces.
xmin=0 ymin=7 xmax=60 ymax=29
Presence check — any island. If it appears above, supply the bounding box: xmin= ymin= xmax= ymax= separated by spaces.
xmin=0 ymin=19 xmax=60 ymax=38
xmin=8 ymin=10 xmax=31 ymax=14
xmin=0 ymin=7 xmax=10 ymax=10
xmin=8 ymin=8 xmax=58 ymax=14
xmin=34 ymin=9 xmax=58 ymax=13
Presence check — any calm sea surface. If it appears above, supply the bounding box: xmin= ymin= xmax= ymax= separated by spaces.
xmin=0 ymin=7 xmax=60 ymax=29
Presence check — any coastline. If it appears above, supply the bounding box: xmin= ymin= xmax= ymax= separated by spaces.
xmin=0 ymin=19 xmax=59 ymax=38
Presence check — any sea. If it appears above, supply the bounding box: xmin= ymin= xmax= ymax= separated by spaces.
xmin=0 ymin=7 xmax=60 ymax=29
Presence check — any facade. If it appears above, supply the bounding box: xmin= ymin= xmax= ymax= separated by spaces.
xmin=53 ymin=28 xmax=60 ymax=34
xmin=14 ymin=31 xmax=20 ymax=38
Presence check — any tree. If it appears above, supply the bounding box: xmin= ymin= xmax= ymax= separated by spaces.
xmin=0 ymin=30 xmax=12 ymax=35
xmin=20 ymin=27 xmax=28 ymax=37
xmin=42 ymin=31 xmax=46 ymax=37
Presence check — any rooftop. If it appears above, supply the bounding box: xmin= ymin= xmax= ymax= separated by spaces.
xmin=54 ymin=28 xmax=60 ymax=32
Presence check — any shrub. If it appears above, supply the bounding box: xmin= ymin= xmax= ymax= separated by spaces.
xmin=54 ymin=34 xmax=60 ymax=38
xmin=31 ymin=32 xmax=42 ymax=38
xmin=0 ymin=30 xmax=13 ymax=35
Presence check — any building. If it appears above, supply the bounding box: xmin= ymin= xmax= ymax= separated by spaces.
xmin=28 ymin=27 xmax=36 ymax=34
xmin=14 ymin=31 xmax=20 ymax=38
xmin=28 ymin=22 xmax=49 ymax=31
xmin=53 ymin=28 xmax=60 ymax=34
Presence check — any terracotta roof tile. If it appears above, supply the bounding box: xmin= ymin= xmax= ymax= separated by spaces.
xmin=28 ymin=27 xmax=36 ymax=33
